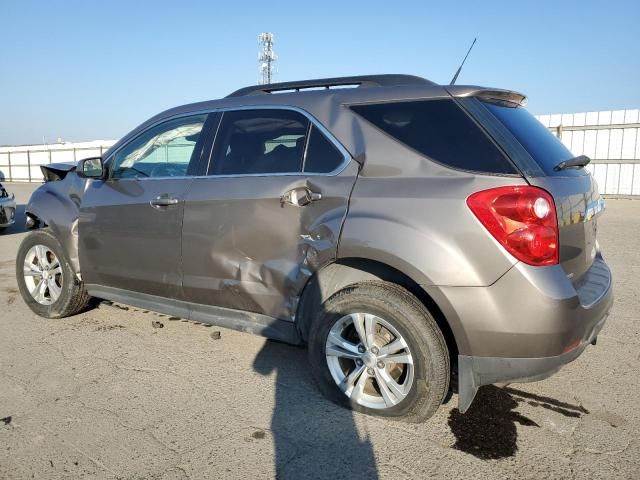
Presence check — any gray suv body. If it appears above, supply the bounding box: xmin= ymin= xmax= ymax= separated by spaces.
xmin=17 ymin=75 xmax=613 ymax=421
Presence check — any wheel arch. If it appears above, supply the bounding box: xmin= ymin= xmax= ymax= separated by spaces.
xmin=296 ymin=257 xmax=463 ymax=363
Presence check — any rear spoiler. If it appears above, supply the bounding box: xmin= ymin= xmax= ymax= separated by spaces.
xmin=445 ymin=85 xmax=528 ymax=107
xmin=41 ymin=162 xmax=77 ymax=182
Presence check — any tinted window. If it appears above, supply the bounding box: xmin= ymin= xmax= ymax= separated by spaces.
xmin=351 ymin=99 xmax=516 ymax=174
xmin=483 ymin=101 xmax=581 ymax=176
xmin=209 ymin=110 xmax=309 ymax=175
xmin=304 ymin=126 xmax=344 ymax=173
xmin=111 ymin=114 xmax=207 ymax=179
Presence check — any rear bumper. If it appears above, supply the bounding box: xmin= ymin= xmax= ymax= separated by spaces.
xmin=426 ymin=254 xmax=613 ymax=412
xmin=457 ymin=312 xmax=607 ymax=412
xmin=0 ymin=194 xmax=16 ymax=228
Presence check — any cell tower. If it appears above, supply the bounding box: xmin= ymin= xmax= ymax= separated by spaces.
xmin=258 ymin=32 xmax=276 ymax=85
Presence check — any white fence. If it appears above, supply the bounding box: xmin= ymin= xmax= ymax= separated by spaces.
xmin=537 ymin=109 xmax=640 ymax=196
xmin=1 ymin=109 xmax=639 ymax=196
xmin=0 ymin=140 xmax=116 ymax=182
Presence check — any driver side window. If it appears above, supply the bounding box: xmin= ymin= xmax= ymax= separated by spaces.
xmin=110 ymin=114 xmax=208 ymax=179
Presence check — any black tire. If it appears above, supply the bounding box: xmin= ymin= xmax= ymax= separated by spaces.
xmin=16 ymin=229 xmax=91 ymax=318
xmin=308 ymin=281 xmax=449 ymax=423
xmin=0 ymin=226 xmax=6 ymax=234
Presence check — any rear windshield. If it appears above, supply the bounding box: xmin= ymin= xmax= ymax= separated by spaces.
xmin=482 ymin=101 xmax=582 ymax=177
xmin=350 ymin=99 xmax=517 ymax=175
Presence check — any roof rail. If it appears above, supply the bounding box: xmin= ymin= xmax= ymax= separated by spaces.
xmin=226 ymin=74 xmax=435 ymax=98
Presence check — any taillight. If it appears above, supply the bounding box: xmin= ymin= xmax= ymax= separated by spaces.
xmin=467 ymin=186 xmax=559 ymax=266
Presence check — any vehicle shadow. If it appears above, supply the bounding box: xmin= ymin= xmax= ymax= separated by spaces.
xmin=0 ymin=204 xmax=27 ymax=236
xmin=253 ymin=340 xmax=378 ymax=479
xmin=448 ymin=385 xmax=588 ymax=460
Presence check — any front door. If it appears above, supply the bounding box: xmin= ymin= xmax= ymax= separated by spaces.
xmin=181 ymin=108 xmax=359 ymax=320
xmin=79 ymin=113 xmax=212 ymax=299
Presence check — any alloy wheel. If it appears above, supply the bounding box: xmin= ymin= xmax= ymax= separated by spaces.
xmin=23 ymin=245 xmax=63 ymax=305
xmin=325 ymin=312 xmax=415 ymax=409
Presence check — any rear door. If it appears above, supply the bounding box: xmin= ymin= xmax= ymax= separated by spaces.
xmin=79 ymin=113 xmax=213 ymax=298
xmin=476 ymin=100 xmax=605 ymax=280
xmin=181 ymin=107 xmax=358 ymax=320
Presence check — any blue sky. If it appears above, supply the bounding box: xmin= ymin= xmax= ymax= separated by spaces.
xmin=1 ymin=0 xmax=639 ymax=145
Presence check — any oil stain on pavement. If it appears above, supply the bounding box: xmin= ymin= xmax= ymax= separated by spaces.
xmin=448 ymin=385 xmax=590 ymax=460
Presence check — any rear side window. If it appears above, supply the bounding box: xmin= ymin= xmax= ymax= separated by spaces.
xmin=351 ymin=99 xmax=516 ymax=174
xmin=209 ymin=109 xmax=308 ymax=175
xmin=482 ymin=102 xmax=581 ymax=177
xmin=304 ymin=125 xmax=345 ymax=173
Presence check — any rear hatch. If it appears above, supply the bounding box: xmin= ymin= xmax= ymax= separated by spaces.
xmin=473 ymin=98 xmax=605 ymax=282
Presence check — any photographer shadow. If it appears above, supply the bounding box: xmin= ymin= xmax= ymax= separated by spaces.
xmin=253 ymin=339 xmax=378 ymax=479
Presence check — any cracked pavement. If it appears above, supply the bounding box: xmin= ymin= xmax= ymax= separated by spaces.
xmin=1 ymin=183 xmax=639 ymax=479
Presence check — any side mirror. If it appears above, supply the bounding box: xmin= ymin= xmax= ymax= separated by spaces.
xmin=78 ymin=157 xmax=105 ymax=179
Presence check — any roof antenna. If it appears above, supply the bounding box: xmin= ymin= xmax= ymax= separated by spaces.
xmin=449 ymin=38 xmax=477 ymax=85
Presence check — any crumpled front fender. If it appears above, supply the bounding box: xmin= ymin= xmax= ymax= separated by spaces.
xmin=26 ymin=174 xmax=87 ymax=275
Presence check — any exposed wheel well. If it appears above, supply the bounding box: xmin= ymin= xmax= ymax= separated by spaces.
xmin=296 ymin=257 xmax=459 ymax=363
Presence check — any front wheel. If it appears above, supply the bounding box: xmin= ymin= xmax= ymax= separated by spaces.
xmin=308 ymin=281 xmax=450 ymax=423
xmin=16 ymin=229 xmax=91 ymax=318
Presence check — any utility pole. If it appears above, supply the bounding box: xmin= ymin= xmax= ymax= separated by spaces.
xmin=258 ymin=33 xmax=276 ymax=85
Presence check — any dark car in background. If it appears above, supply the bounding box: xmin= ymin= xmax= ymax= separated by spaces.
xmin=0 ymin=182 xmax=16 ymax=232
xmin=15 ymin=74 xmax=613 ymax=422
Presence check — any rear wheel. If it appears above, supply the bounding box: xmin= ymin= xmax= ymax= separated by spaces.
xmin=16 ymin=229 xmax=91 ymax=318
xmin=308 ymin=281 xmax=449 ymax=422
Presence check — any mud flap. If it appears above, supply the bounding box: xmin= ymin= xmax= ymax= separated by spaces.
xmin=457 ymin=356 xmax=479 ymax=413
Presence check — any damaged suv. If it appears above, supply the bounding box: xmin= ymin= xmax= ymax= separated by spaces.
xmin=16 ymin=75 xmax=613 ymax=421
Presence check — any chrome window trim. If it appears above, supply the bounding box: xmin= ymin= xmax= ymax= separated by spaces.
xmin=104 ymin=105 xmax=352 ymax=181
xmin=300 ymin=119 xmax=313 ymax=173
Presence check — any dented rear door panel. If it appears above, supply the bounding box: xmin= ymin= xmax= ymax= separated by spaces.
xmin=181 ymin=161 xmax=359 ymax=320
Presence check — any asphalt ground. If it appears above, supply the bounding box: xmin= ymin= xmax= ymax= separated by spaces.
xmin=0 ymin=182 xmax=638 ymax=479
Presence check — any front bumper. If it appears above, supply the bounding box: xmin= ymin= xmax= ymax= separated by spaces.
xmin=0 ymin=194 xmax=16 ymax=228
xmin=427 ymin=254 xmax=613 ymax=413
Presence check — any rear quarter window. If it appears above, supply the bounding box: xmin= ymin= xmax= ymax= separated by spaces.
xmin=350 ymin=99 xmax=517 ymax=175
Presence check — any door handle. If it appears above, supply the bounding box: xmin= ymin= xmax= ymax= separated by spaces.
xmin=281 ymin=187 xmax=322 ymax=207
xmin=150 ymin=195 xmax=179 ymax=208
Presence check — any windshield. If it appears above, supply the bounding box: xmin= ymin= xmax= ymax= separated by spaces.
xmin=482 ymin=101 xmax=585 ymax=177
